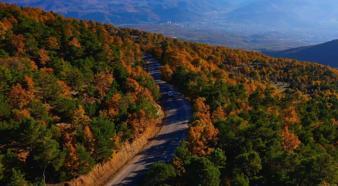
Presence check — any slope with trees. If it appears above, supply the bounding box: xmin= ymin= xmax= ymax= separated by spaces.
xmin=0 ymin=3 xmax=160 ymax=185
xmin=141 ymin=30 xmax=338 ymax=186
xmin=0 ymin=3 xmax=337 ymax=186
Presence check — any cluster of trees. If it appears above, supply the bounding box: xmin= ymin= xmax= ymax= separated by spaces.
xmin=0 ymin=3 xmax=337 ymax=185
xmin=0 ymin=3 xmax=160 ymax=185
xmin=141 ymin=30 xmax=338 ymax=185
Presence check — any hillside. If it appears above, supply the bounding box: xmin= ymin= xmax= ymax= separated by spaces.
xmin=266 ymin=40 xmax=338 ymax=68
xmin=0 ymin=3 xmax=337 ymax=186
xmin=0 ymin=3 xmax=161 ymax=185
xmin=142 ymin=37 xmax=338 ymax=185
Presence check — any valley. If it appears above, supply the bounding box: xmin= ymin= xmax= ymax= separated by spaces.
xmin=4 ymin=0 xmax=338 ymax=50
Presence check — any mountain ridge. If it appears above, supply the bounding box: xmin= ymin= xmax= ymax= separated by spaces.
xmin=266 ymin=39 xmax=338 ymax=68
xmin=3 ymin=0 xmax=338 ymax=49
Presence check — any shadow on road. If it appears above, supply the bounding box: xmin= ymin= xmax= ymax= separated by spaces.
xmin=107 ymin=54 xmax=192 ymax=186
xmin=112 ymin=128 xmax=188 ymax=186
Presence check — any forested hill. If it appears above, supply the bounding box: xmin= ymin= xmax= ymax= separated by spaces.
xmin=141 ymin=35 xmax=338 ymax=185
xmin=0 ymin=3 xmax=161 ymax=185
xmin=141 ymin=41 xmax=338 ymax=185
xmin=0 ymin=3 xmax=337 ymax=186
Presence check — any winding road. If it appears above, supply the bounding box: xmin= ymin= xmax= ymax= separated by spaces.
xmin=105 ymin=55 xmax=192 ymax=186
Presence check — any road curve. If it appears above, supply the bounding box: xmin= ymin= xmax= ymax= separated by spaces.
xmin=105 ymin=55 xmax=192 ymax=186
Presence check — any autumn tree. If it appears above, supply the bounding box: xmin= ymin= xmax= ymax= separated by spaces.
xmin=46 ymin=36 xmax=59 ymax=50
xmin=95 ymin=72 xmax=113 ymax=97
xmin=160 ymin=64 xmax=173 ymax=81
xmin=38 ymin=49 xmax=50 ymax=65
xmin=8 ymin=84 xmax=33 ymax=109
xmin=281 ymin=126 xmax=301 ymax=152
xmin=188 ymin=97 xmax=218 ymax=155
xmin=10 ymin=34 xmax=26 ymax=55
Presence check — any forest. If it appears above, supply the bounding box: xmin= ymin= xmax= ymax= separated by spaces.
xmin=0 ymin=3 xmax=337 ymax=186
xmin=0 ymin=3 xmax=161 ymax=185
xmin=141 ymin=30 xmax=338 ymax=185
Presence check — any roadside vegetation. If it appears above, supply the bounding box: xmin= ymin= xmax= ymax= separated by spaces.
xmin=0 ymin=3 xmax=160 ymax=185
xmin=0 ymin=3 xmax=337 ymax=185
xmin=141 ymin=29 xmax=338 ymax=186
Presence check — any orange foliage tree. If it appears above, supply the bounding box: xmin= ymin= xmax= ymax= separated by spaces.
xmin=189 ymin=97 xmax=218 ymax=155
xmin=281 ymin=126 xmax=301 ymax=152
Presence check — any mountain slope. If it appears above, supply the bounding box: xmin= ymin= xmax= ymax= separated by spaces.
xmin=140 ymin=22 xmax=338 ymax=186
xmin=266 ymin=40 xmax=338 ymax=68
xmin=0 ymin=3 xmax=162 ymax=184
xmin=1 ymin=0 xmax=230 ymax=24
xmin=0 ymin=3 xmax=337 ymax=186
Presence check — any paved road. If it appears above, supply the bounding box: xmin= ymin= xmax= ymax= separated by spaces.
xmin=105 ymin=55 xmax=192 ymax=186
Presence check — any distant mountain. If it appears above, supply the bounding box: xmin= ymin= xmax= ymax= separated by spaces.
xmin=1 ymin=0 xmax=230 ymax=24
xmin=132 ymin=23 xmax=308 ymax=50
xmin=3 ymin=0 xmax=338 ymax=50
xmin=0 ymin=3 xmax=337 ymax=185
xmin=266 ymin=40 xmax=338 ymax=68
xmin=8 ymin=0 xmax=338 ymax=30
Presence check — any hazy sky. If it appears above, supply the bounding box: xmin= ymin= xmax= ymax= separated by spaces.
xmin=214 ymin=0 xmax=338 ymax=39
